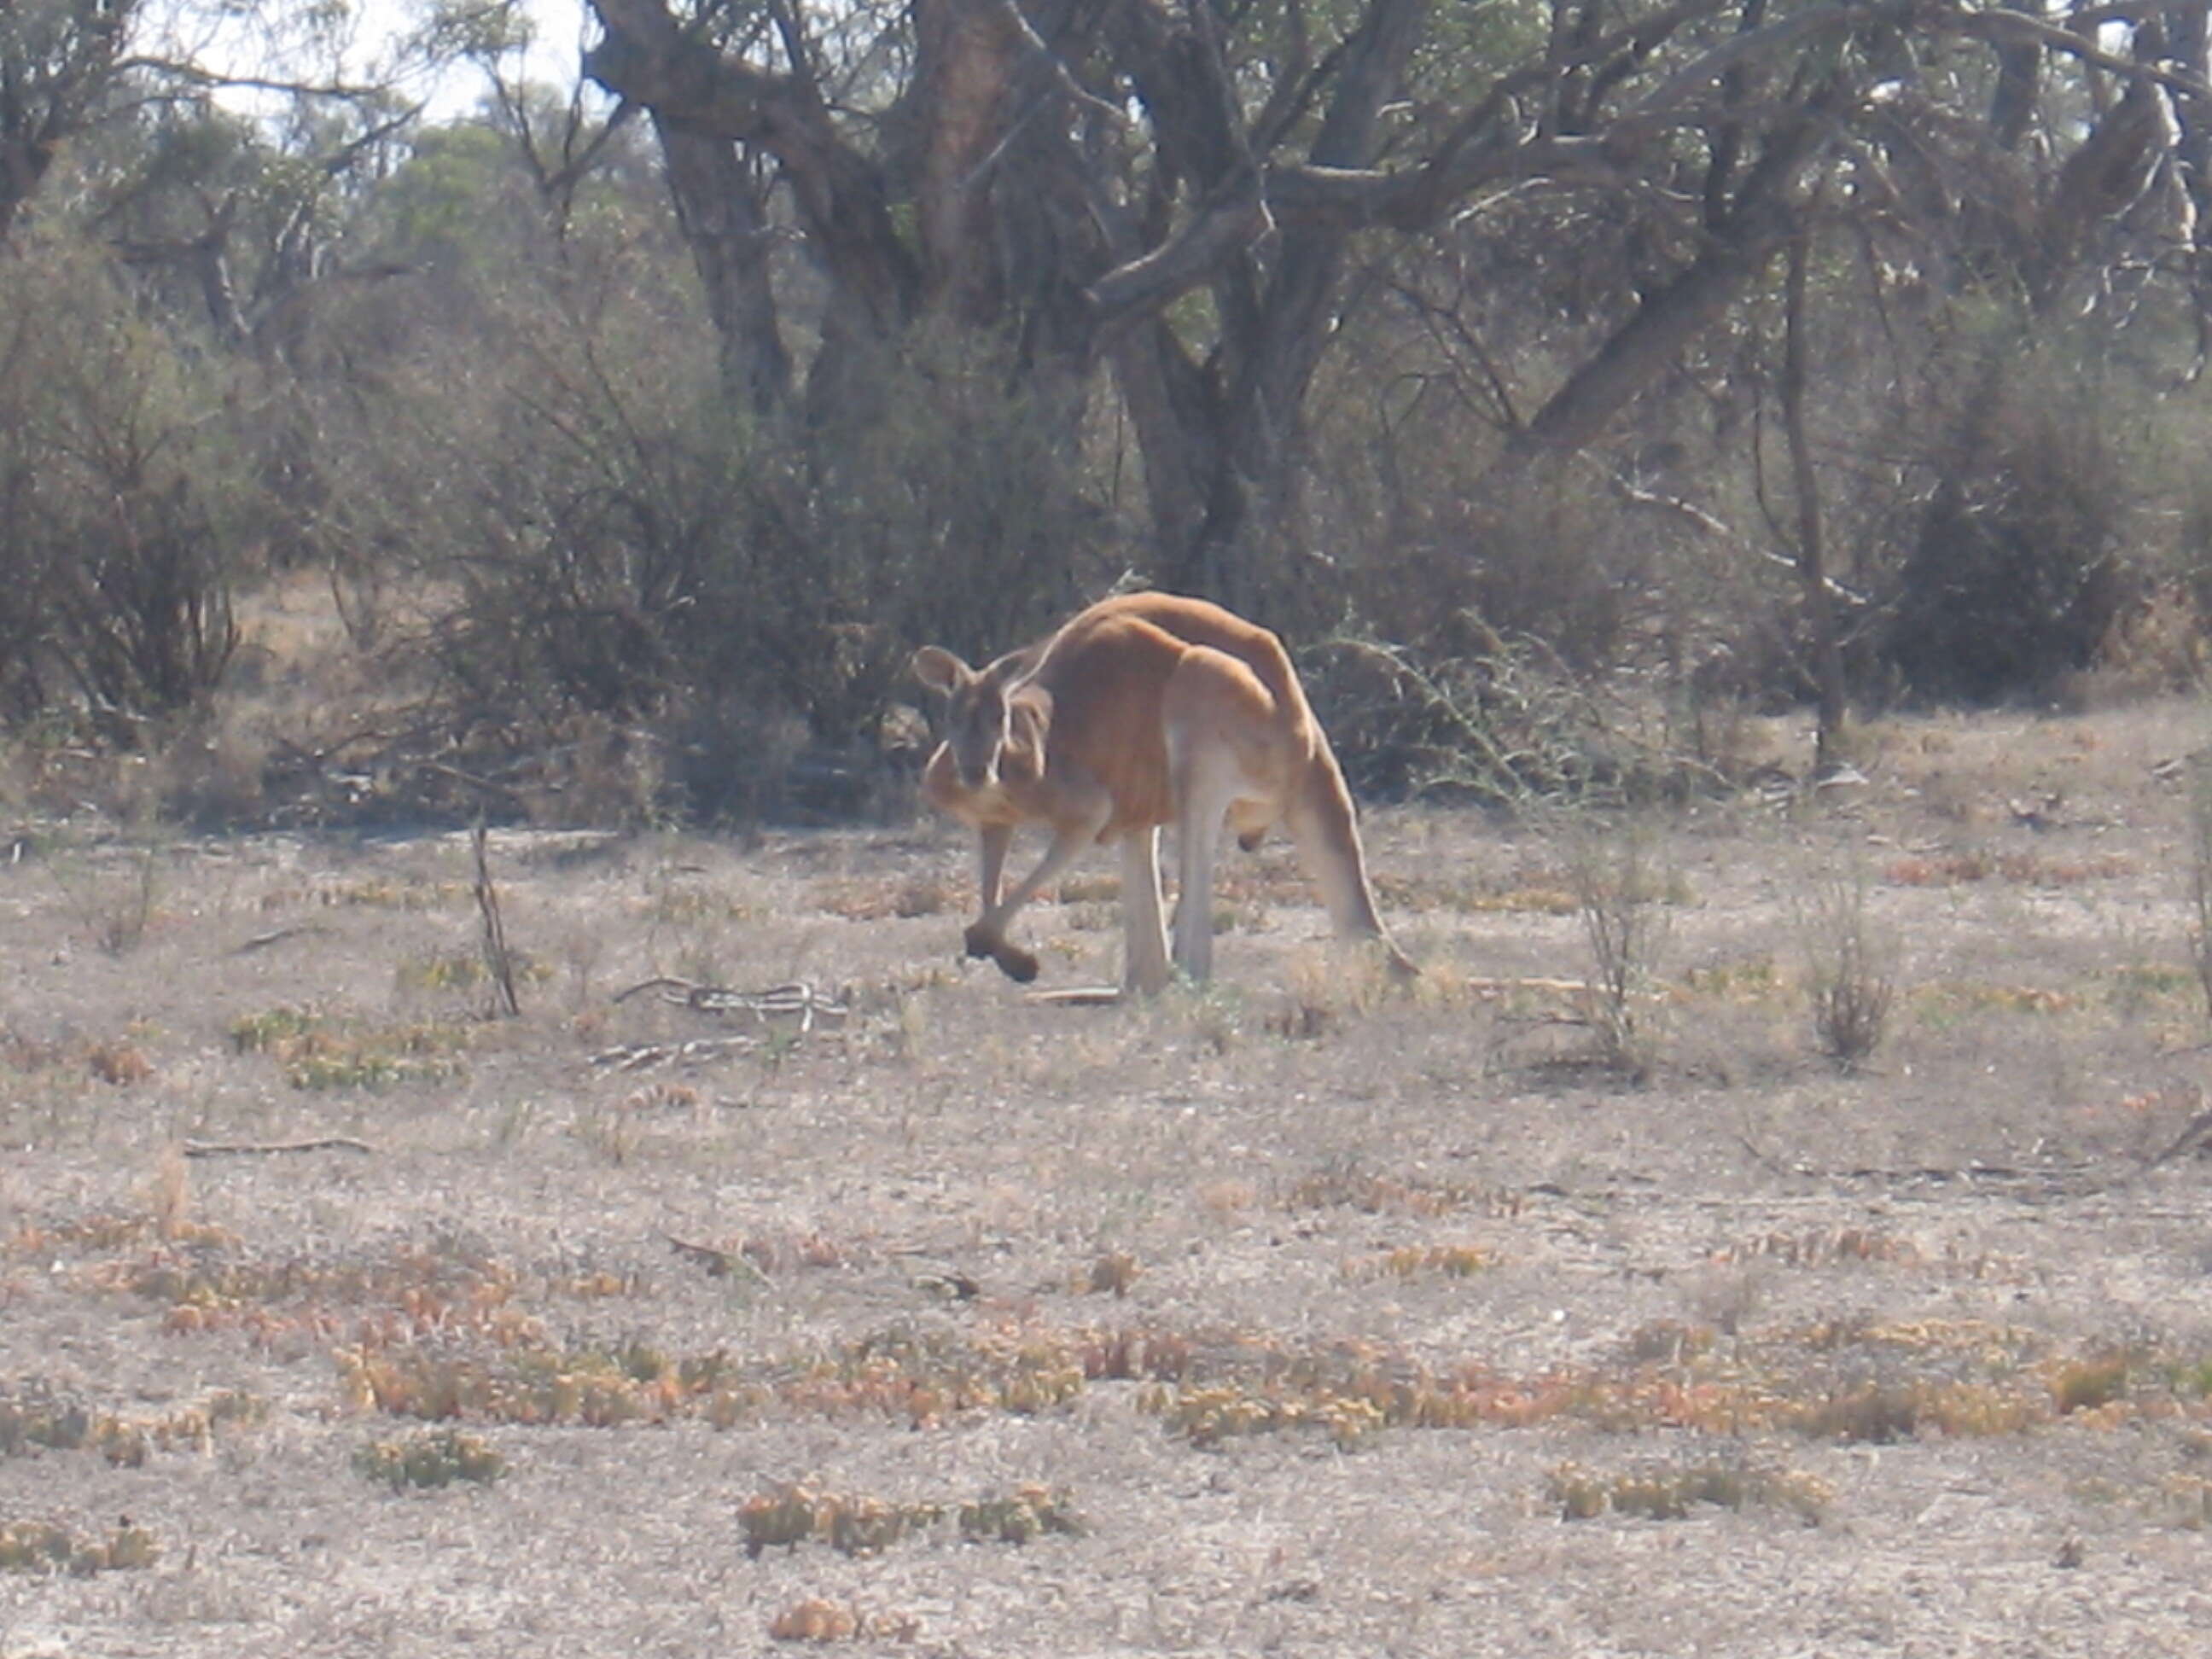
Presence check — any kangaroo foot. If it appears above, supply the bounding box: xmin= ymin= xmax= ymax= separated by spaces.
xmin=965 ymin=922 xmax=1040 ymax=982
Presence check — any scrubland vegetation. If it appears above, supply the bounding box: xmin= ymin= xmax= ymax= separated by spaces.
xmin=2 ymin=704 xmax=2212 ymax=1652
xmin=9 ymin=2 xmax=2212 ymax=1653
xmin=4 ymin=0 xmax=2212 ymax=826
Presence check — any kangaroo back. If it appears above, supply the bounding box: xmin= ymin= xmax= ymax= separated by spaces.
xmin=1072 ymin=594 xmax=1314 ymax=744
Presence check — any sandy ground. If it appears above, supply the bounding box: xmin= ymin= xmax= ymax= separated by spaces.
xmin=5 ymin=701 xmax=2212 ymax=1656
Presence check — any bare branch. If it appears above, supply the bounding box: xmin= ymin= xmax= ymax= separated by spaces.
xmin=1943 ymin=7 xmax=2212 ymax=102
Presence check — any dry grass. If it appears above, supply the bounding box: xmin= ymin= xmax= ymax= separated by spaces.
xmin=3 ymin=701 xmax=2212 ymax=1654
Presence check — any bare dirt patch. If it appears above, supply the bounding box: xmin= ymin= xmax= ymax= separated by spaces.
xmin=5 ymin=702 xmax=2212 ymax=1656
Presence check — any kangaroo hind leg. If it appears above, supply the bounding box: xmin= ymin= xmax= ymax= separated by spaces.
xmin=1286 ymin=754 xmax=1419 ymax=982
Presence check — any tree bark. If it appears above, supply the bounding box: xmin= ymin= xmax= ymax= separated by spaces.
xmin=655 ymin=120 xmax=790 ymax=416
xmin=1515 ymin=102 xmax=1834 ymax=457
xmin=1782 ymin=215 xmax=1848 ymax=771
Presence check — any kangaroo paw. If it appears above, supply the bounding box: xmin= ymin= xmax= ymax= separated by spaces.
xmin=964 ymin=921 xmax=1039 ymax=982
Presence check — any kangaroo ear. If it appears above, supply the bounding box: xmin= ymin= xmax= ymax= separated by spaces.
xmin=911 ymin=646 xmax=973 ymax=696
xmin=987 ymin=639 xmax=1049 ymax=694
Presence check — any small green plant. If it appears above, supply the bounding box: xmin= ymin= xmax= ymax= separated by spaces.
xmin=1547 ymin=1458 xmax=1830 ymax=1524
xmin=353 ymin=1426 xmax=508 ymax=1491
xmin=228 ymin=1005 xmax=326 ymax=1054
xmin=738 ymin=1480 xmax=1081 ymax=1557
xmin=230 ymin=1007 xmax=470 ymax=1090
xmin=0 ymin=1517 xmax=159 ymax=1574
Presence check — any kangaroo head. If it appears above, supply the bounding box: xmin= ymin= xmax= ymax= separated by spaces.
xmin=912 ymin=645 xmax=1025 ymax=792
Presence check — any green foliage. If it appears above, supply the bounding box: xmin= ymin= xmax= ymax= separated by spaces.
xmin=4 ymin=1 xmax=2211 ymax=825
xmin=0 ymin=236 xmax=245 ymax=738
xmin=1886 ymin=387 xmax=2131 ymax=702
xmin=358 ymin=119 xmax=544 ymax=277
xmin=738 ymin=1480 xmax=1082 ymax=1557
xmin=323 ymin=264 xmax=1107 ymax=819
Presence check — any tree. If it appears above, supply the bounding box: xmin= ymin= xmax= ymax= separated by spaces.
xmin=579 ymin=0 xmax=2209 ymax=623
xmin=1 ymin=0 xmax=131 ymax=241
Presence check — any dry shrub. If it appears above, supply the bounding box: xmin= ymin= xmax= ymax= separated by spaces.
xmin=767 ymin=1599 xmax=921 ymax=1644
xmin=0 ymin=1517 xmax=160 ymax=1575
xmin=353 ymin=1426 xmax=507 ymax=1491
xmin=1278 ymin=1163 xmax=1516 ymax=1219
xmin=1563 ymin=813 xmax=1675 ymax=1077
xmin=148 ymin=1145 xmax=190 ymax=1242
xmin=87 ymin=1039 xmax=154 ymax=1087
xmin=329 ymin=289 xmax=1106 ymax=827
xmin=46 ymin=839 xmax=168 ymax=958
xmin=1086 ymin=1252 xmax=1140 ymax=1297
xmin=1342 ymin=1243 xmax=1491 ymax=1282
xmin=0 ymin=239 xmax=244 ymax=743
xmin=1883 ymin=849 xmax=2135 ymax=888
xmin=2052 ymin=1355 xmax=2132 ymax=1416
xmin=769 ymin=1600 xmax=859 ymax=1643
xmin=0 ymin=1382 xmax=263 ymax=1466
xmin=1297 ymin=623 xmax=1633 ymax=806
xmin=1884 ymin=374 xmax=2133 ymax=703
xmin=2064 ymin=584 xmax=2209 ymax=706
xmin=1794 ymin=859 xmax=1897 ymax=1069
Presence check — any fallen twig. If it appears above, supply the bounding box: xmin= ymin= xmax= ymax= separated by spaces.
xmin=590 ymin=1037 xmax=761 ymax=1071
xmin=1024 ymin=986 xmax=1124 ymax=1007
xmin=232 ymin=923 xmax=332 ymax=955
xmin=610 ymin=977 xmax=848 ymax=1029
xmin=2145 ymin=1105 xmax=2212 ymax=1171
xmin=181 ymin=1137 xmax=375 ymax=1159
xmin=663 ymin=1231 xmax=772 ymax=1285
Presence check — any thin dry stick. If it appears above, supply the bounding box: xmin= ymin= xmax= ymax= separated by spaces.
xmin=473 ymin=821 xmax=521 ymax=1016
xmin=232 ymin=923 xmax=331 ymax=955
xmin=182 ymin=1137 xmax=375 ymax=1159
xmin=2144 ymin=1103 xmax=2212 ymax=1171
xmin=611 ymin=978 xmax=848 ymax=1027
xmin=663 ymin=1231 xmax=773 ymax=1286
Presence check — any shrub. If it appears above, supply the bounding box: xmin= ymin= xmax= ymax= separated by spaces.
xmin=1796 ymin=859 xmax=1898 ymax=1068
xmin=353 ymin=1426 xmax=507 ymax=1491
xmin=1883 ymin=362 xmax=2132 ymax=703
xmin=0 ymin=236 xmax=246 ymax=740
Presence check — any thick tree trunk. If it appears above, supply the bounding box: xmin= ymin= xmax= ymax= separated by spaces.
xmin=1170 ymin=0 xmax=1431 ymax=607
xmin=655 ymin=120 xmax=790 ymax=416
